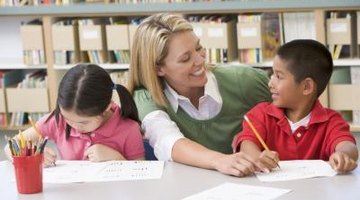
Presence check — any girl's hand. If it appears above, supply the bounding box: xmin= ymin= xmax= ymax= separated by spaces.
xmin=84 ymin=144 xmax=125 ymax=162
xmin=43 ymin=147 xmax=57 ymax=167
xmin=329 ymin=152 xmax=358 ymax=173
xmin=256 ymin=150 xmax=280 ymax=172
xmin=212 ymin=152 xmax=266 ymax=177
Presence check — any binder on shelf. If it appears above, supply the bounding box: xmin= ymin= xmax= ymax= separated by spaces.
xmin=6 ymin=88 xmax=49 ymax=113
xmin=78 ymin=19 xmax=108 ymax=63
xmin=282 ymin=12 xmax=316 ymax=43
xmin=328 ymin=67 xmax=359 ymax=124
xmin=326 ymin=18 xmax=351 ymax=45
xmin=189 ymin=15 xmax=237 ymax=64
xmin=106 ymin=19 xmax=131 ymax=64
xmin=326 ymin=11 xmax=357 ymax=59
xmin=236 ymin=13 xmax=281 ymax=64
xmin=5 ymin=70 xmax=49 ymax=126
xmin=357 ymin=12 xmax=360 ymax=56
xmin=20 ymin=20 xmax=46 ymax=65
xmin=52 ymin=20 xmax=80 ymax=65
xmin=0 ymin=70 xmax=25 ymax=127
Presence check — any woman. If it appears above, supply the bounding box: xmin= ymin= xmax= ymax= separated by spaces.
xmin=128 ymin=13 xmax=271 ymax=176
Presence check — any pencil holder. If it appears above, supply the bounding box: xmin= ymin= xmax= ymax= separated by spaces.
xmin=13 ymin=154 xmax=43 ymax=194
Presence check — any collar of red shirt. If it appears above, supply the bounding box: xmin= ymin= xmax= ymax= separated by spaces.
xmin=264 ymin=100 xmax=329 ymax=128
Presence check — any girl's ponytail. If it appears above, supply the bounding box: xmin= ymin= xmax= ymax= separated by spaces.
xmin=114 ymin=84 xmax=140 ymax=123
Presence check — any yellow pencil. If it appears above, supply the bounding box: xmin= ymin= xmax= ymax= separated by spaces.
xmin=18 ymin=130 xmax=25 ymax=149
xmin=28 ymin=116 xmax=42 ymax=139
xmin=243 ymin=115 xmax=281 ymax=169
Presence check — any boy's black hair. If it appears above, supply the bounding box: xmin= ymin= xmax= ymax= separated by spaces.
xmin=276 ymin=39 xmax=333 ymax=97
xmin=47 ymin=63 xmax=139 ymax=139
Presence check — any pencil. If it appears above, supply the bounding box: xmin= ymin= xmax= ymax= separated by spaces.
xmin=28 ymin=116 xmax=42 ymax=139
xmin=243 ymin=115 xmax=281 ymax=169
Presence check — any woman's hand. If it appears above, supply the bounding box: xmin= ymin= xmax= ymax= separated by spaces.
xmin=84 ymin=144 xmax=125 ymax=162
xmin=212 ymin=152 xmax=265 ymax=177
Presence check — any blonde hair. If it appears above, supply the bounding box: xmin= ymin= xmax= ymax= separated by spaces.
xmin=128 ymin=13 xmax=193 ymax=107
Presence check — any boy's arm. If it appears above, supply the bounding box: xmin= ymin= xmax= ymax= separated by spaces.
xmin=335 ymin=141 xmax=358 ymax=161
xmin=240 ymin=140 xmax=279 ymax=172
xmin=329 ymin=141 xmax=358 ymax=173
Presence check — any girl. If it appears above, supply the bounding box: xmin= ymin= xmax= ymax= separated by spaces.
xmin=6 ymin=64 xmax=145 ymax=166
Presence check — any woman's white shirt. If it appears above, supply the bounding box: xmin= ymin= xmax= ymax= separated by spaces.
xmin=142 ymin=72 xmax=223 ymax=161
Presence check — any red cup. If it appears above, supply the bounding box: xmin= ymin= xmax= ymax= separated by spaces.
xmin=13 ymin=154 xmax=43 ymax=194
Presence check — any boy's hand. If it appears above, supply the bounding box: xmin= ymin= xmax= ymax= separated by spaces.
xmin=84 ymin=144 xmax=125 ymax=162
xmin=43 ymin=147 xmax=57 ymax=167
xmin=256 ymin=150 xmax=280 ymax=172
xmin=329 ymin=152 xmax=357 ymax=173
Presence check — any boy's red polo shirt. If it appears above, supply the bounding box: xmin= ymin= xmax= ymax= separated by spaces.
xmin=232 ymin=100 xmax=356 ymax=160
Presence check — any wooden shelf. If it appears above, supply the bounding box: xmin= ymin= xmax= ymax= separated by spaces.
xmin=0 ymin=1 xmax=359 ymax=17
xmin=53 ymin=63 xmax=129 ymax=70
xmin=350 ymin=125 xmax=360 ymax=133
xmin=0 ymin=125 xmax=30 ymax=131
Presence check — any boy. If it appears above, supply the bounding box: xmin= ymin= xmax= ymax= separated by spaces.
xmin=232 ymin=39 xmax=358 ymax=173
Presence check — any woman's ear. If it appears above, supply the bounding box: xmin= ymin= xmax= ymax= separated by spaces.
xmin=156 ymin=65 xmax=165 ymax=77
xmin=302 ymin=77 xmax=316 ymax=96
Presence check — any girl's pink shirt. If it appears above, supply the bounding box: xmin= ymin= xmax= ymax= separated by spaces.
xmin=36 ymin=103 xmax=144 ymax=160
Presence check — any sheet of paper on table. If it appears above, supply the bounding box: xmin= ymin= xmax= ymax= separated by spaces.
xmin=182 ymin=182 xmax=291 ymax=200
xmin=43 ymin=160 xmax=165 ymax=183
xmin=255 ymin=160 xmax=337 ymax=182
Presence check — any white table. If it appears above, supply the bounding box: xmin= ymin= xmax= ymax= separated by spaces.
xmin=0 ymin=161 xmax=359 ymax=200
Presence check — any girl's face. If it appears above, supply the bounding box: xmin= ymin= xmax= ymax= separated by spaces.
xmin=157 ymin=30 xmax=207 ymax=95
xmin=268 ymin=55 xmax=305 ymax=109
xmin=60 ymin=107 xmax=106 ymax=134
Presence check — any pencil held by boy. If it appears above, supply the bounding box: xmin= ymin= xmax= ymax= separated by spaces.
xmin=232 ymin=39 xmax=358 ymax=174
xmin=5 ymin=64 xmax=145 ymax=167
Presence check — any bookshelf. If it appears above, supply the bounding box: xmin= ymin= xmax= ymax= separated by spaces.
xmin=0 ymin=0 xmax=360 ymax=131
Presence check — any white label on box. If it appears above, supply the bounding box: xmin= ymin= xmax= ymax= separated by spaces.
xmin=240 ymin=27 xmax=257 ymax=37
xmin=193 ymin=27 xmax=203 ymax=37
xmin=83 ymin=30 xmax=99 ymax=39
xmin=208 ymin=28 xmax=224 ymax=38
xmin=330 ymin=23 xmax=347 ymax=33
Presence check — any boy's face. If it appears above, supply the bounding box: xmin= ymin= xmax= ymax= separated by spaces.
xmin=268 ymin=55 xmax=305 ymax=109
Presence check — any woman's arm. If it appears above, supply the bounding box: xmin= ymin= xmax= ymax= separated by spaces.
xmin=143 ymin=110 xmax=264 ymax=176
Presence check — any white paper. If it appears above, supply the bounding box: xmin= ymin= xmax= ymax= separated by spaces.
xmin=208 ymin=28 xmax=224 ymax=38
xmin=240 ymin=27 xmax=257 ymax=37
xmin=330 ymin=23 xmax=347 ymax=33
xmin=182 ymin=182 xmax=291 ymax=200
xmin=43 ymin=160 xmax=164 ymax=183
xmin=82 ymin=30 xmax=99 ymax=39
xmin=256 ymin=160 xmax=337 ymax=182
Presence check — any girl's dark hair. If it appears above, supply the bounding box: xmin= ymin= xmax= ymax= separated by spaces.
xmin=47 ymin=63 xmax=139 ymax=138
